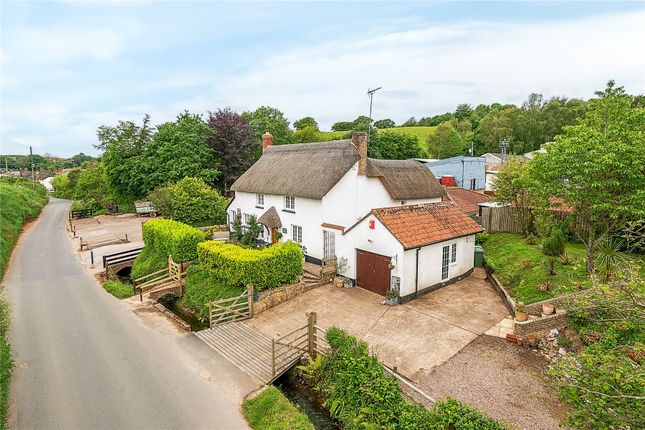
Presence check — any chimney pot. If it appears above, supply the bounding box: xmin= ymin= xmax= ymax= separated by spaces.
xmin=262 ymin=131 xmax=273 ymax=152
xmin=352 ymin=132 xmax=368 ymax=175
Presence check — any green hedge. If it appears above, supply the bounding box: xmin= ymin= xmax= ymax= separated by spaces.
xmin=319 ymin=328 xmax=506 ymax=430
xmin=141 ymin=219 xmax=205 ymax=262
xmin=197 ymin=241 xmax=303 ymax=291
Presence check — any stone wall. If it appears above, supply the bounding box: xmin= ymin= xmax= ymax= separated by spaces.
xmin=523 ymin=289 xmax=594 ymax=316
xmin=483 ymin=265 xmax=516 ymax=316
xmin=254 ymin=281 xmax=325 ymax=315
xmin=514 ymin=311 xmax=570 ymax=337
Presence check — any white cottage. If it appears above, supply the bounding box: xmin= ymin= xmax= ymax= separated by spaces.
xmin=228 ymin=132 xmax=483 ymax=301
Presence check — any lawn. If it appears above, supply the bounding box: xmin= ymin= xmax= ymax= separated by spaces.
xmin=102 ymin=280 xmax=134 ymax=299
xmin=242 ymin=386 xmax=314 ymax=430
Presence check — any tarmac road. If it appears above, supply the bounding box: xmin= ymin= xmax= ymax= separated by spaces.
xmin=5 ymin=198 xmax=256 ymax=430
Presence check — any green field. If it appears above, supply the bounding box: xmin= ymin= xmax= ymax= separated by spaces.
xmin=382 ymin=126 xmax=436 ymax=144
xmin=316 ymin=131 xmax=351 ymax=141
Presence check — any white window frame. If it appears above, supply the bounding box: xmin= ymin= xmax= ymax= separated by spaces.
xmin=441 ymin=245 xmax=450 ymax=280
xmin=292 ymin=225 xmax=302 ymax=243
xmin=256 ymin=193 xmax=264 ymax=207
xmin=450 ymin=243 xmax=457 ymax=264
xmin=243 ymin=213 xmax=252 ymax=226
xmin=285 ymin=195 xmax=295 ymax=211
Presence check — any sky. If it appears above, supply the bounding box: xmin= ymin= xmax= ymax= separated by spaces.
xmin=1 ymin=1 xmax=644 ymax=157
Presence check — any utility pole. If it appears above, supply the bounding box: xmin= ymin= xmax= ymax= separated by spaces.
xmin=30 ymin=146 xmax=35 ymax=189
xmin=367 ymin=86 xmax=382 ymax=143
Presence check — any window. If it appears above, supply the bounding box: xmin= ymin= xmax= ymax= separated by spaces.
xmin=256 ymin=193 xmax=264 ymax=206
xmin=451 ymin=243 xmax=457 ymax=263
xmin=292 ymin=225 xmax=302 ymax=243
xmin=441 ymin=245 xmax=450 ymax=280
xmin=285 ymin=195 xmax=295 ymax=211
xmin=470 ymin=178 xmax=476 ymax=190
xmin=244 ymin=213 xmax=252 ymax=225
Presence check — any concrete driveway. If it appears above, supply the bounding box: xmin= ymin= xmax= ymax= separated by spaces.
xmin=249 ymin=268 xmax=509 ymax=381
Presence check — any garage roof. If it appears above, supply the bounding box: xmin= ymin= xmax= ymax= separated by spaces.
xmin=364 ymin=202 xmax=484 ymax=249
xmin=445 ymin=187 xmax=491 ymax=214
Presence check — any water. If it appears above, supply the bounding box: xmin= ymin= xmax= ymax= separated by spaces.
xmin=274 ymin=374 xmax=340 ymax=430
xmin=158 ymin=296 xmax=207 ymax=331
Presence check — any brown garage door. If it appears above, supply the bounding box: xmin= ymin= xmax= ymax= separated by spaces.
xmin=356 ymin=249 xmax=391 ymax=296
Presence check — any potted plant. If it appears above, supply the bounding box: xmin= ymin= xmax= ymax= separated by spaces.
xmin=542 ymin=302 xmax=555 ymax=315
xmin=384 ymin=288 xmax=399 ymax=305
xmin=515 ymin=301 xmax=528 ymax=322
xmin=334 ymin=257 xmax=348 ymax=288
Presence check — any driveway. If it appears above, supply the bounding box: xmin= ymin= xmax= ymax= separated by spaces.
xmin=249 ymin=268 xmax=509 ymax=380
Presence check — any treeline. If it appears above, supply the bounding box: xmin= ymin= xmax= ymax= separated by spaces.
xmin=0 ymin=153 xmax=95 ymax=171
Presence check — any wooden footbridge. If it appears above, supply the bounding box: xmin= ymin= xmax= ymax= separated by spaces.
xmin=132 ymin=256 xmax=187 ymax=301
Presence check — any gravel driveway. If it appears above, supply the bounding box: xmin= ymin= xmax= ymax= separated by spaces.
xmin=417 ymin=335 xmax=569 ymax=430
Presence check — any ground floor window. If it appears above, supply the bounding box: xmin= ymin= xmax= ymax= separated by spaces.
xmin=292 ymin=225 xmax=302 ymax=243
xmin=451 ymin=243 xmax=457 ymax=263
xmin=442 ymin=245 xmax=450 ymax=280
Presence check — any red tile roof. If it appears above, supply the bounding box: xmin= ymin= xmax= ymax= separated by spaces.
xmin=371 ymin=203 xmax=484 ymax=249
xmin=445 ymin=187 xmax=491 ymax=214
xmin=321 ymin=222 xmax=345 ymax=232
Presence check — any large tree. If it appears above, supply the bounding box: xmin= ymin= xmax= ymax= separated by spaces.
xmin=530 ymin=81 xmax=645 ymax=272
xmin=242 ymin=106 xmax=293 ymax=146
xmin=207 ymin=108 xmax=255 ymax=191
xmin=373 ymin=119 xmax=395 ymax=129
xmin=293 ymin=116 xmax=318 ymax=130
xmin=426 ymin=121 xmax=467 ymax=158
xmin=368 ymin=130 xmax=424 ymax=160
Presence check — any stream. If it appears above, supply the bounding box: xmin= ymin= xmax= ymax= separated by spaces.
xmin=274 ymin=373 xmax=340 ymax=429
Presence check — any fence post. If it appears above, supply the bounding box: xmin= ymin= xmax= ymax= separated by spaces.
xmin=308 ymin=312 xmax=317 ymax=357
xmin=247 ymin=284 xmax=254 ymax=318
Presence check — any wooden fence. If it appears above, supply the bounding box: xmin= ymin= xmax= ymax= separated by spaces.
xmin=481 ymin=205 xmax=589 ymax=237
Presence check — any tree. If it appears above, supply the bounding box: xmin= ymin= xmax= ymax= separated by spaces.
xmin=373 ymin=119 xmax=395 ymax=129
xmin=530 ymin=81 xmax=645 ymax=272
xmin=141 ymin=112 xmax=219 ymax=192
xmin=473 ymin=106 xmax=520 ymax=154
xmin=368 ymin=130 xmax=424 ymax=160
xmin=492 ymin=159 xmax=536 ymax=237
xmin=293 ymin=117 xmax=318 ymax=130
xmin=242 ymin=106 xmax=293 ymax=146
xmin=426 ymin=122 xmax=467 ymax=158
xmin=454 ymin=103 xmax=473 ymax=121
xmin=401 ymin=117 xmax=417 ymax=127
xmin=70 ymin=153 xmax=95 ymax=166
xmin=292 ymin=126 xmax=320 ymax=143
xmin=418 ymin=112 xmax=452 ymax=127
xmin=331 ymin=121 xmax=353 ymax=132
xmin=207 ymin=108 xmax=255 ymax=191
xmin=74 ymin=163 xmax=113 ymax=210
xmin=351 ymin=116 xmax=372 ymax=132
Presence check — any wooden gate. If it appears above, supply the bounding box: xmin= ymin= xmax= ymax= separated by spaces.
xmin=209 ymin=285 xmax=254 ymax=327
xmin=356 ymin=249 xmax=391 ymax=296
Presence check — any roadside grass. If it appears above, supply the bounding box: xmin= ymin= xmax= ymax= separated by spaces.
xmin=483 ymin=232 xmax=645 ymax=303
xmin=0 ymin=178 xmax=48 ymax=280
xmin=242 ymin=386 xmax=314 ymax=430
xmin=1 ymin=293 xmax=12 ymax=430
xmin=179 ymin=266 xmax=242 ymax=322
xmin=102 ymin=280 xmax=133 ymax=299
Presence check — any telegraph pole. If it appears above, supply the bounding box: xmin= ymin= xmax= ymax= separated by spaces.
xmin=367 ymin=86 xmax=382 ymax=143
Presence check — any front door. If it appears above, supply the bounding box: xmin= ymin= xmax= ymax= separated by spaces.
xmin=356 ymin=249 xmax=391 ymax=296
xmin=271 ymin=227 xmax=279 ymax=244
xmin=323 ymin=230 xmax=335 ymax=260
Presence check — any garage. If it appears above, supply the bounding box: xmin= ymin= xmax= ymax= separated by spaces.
xmin=356 ymin=249 xmax=391 ymax=295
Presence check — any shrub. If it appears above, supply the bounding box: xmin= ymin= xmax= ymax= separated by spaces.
xmin=542 ymin=229 xmax=565 ymax=256
xmin=197 ymin=241 xmax=303 ymax=291
xmin=142 ymin=218 xmax=205 ymax=262
xmin=475 ymin=232 xmax=490 ymax=245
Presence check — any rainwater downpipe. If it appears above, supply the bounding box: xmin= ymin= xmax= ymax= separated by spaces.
xmin=414 ymin=247 xmax=421 ymax=298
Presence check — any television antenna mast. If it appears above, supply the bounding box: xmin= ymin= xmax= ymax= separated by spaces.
xmin=499 ymin=139 xmax=510 ymax=156
xmin=367 ymin=87 xmax=382 ymax=142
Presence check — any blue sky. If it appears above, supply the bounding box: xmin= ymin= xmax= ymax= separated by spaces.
xmin=1 ymin=1 xmax=644 ymax=157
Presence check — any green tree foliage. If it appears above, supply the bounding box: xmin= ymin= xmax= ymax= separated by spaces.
xmin=530 ymin=81 xmax=645 ymax=271
xmin=550 ymin=267 xmax=644 ymax=429
xmin=73 ymin=163 xmax=113 ymax=211
xmin=368 ymin=130 xmax=424 ymax=160
xmin=331 ymin=121 xmax=354 ymax=132
xmin=292 ymin=126 xmax=321 ymax=143
xmin=418 ymin=112 xmax=453 ymax=127
xmin=242 ymin=106 xmax=293 ymax=146
xmin=426 ymin=121 xmax=467 ymax=158
xmin=70 ymin=153 xmax=95 ymax=166
xmin=401 ymin=116 xmax=418 ymax=127
xmin=241 ymin=215 xmax=262 ymax=247
xmin=293 ymin=116 xmax=318 ymax=130
xmin=492 ymin=159 xmax=536 ymax=237
xmin=148 ymin=177 xmax=229 ymax=227
xmin=454 ymin=103 xmax=473 ymax=121
xmin=207 ymin=108 xmax=255 ymax=191
xmin=373 ymin=119 xmax=396 ymax=129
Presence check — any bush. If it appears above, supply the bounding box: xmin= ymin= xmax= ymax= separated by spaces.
xmin=319 ymin=328 xmax=505 ymax=429
xmin=475 ymin=232 xmax=490 ymax=245
xmin=149 ymin=177 xmax=229 ymax=227
xmin=542 ymin=229 xmax=565 ymax=256
xmin=197 ymin=241 xmax=302 ymax=291
xmin=179 ymin=267 xmax=242 ymax=321
xmin=142 ymin=218 xmax=205 ymax=263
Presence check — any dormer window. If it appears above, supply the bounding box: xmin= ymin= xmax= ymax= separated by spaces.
xmin=284 ymin=195 xmax=295 ymax=211
xmin=256 ymin=193 xmax=264 ymax=207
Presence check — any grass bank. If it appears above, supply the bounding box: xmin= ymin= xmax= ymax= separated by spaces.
xmin=179 ymin=266 xmax=241 ymax=322
xmin=242 ymin=386 xmax=314 ymax=430
xmin=0 ymin=178 xmax=48 ymax=280
xmin=0 ymin=294 xmax=11 ymax=430
xmin=102 ymin=280 xmax=133 ymax=299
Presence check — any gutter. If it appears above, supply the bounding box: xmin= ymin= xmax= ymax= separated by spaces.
xmin=414 ymin=247 xmax=420 ymax=298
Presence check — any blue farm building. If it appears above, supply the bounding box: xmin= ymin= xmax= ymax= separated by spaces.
xmin=417 ymin=156 xmax=486 ymax=190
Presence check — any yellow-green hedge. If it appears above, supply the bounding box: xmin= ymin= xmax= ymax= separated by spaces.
xmin=142 ymin=219 xmax=205 ymax=262
xmin=197 ymin=241 xmax=303 ymax=291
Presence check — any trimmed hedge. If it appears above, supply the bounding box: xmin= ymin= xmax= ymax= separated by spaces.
xmin=319 ymin=328 xmax=506 ymax=430
xmin=141 ymin=218 xmax=205 ymax=262
xmin=197 ymin=241 xmax=303 ymax=291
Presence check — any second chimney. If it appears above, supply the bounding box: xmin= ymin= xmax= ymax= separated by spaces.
xmin=352 ymin=132 xmax=368 ymax=175
xmin=262 ymin=131 xmax=273 ymax=152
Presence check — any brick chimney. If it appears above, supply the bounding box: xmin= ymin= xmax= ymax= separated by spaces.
xmin=352 ymin=132 xmax=368 ymax=175
xmin=262 ymin=131 xmax=273 ymax=152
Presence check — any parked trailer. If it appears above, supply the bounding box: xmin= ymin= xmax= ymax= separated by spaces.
xmin=135 ymin=200 xmax=158 ymax=217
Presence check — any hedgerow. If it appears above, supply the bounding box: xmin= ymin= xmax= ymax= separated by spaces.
xmin=318 ymin=327 xmax=506 ymax=430
xmin=197 ymin=241 xmax=302 ymax=291
xmin=141 ymin=218 xmax=205 ymax=262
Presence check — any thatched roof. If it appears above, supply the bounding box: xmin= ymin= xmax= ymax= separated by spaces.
xmin=257 ymin=206 xmax=282 ymax=228
xmin=366 ymin=158 xmax=446 ymax=200
xmin=231 ymin=140 xmax=445 ymax=200
xmin=231 ymin=140 xmax=359 ymax=199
